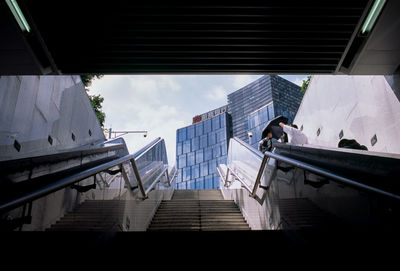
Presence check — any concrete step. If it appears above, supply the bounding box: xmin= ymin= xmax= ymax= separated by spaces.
xmin=147 ymin=226 xmax=251 ymax=231
xmin=154 ymin=210 xmax=243 ymax=214
xmin=171 ymin=190 xmax=225 ymax=200
xmin=147 ymin=190 xmax=250 ymax=231
xmin=52 ymin=222 xmax=118 ymax=228
xmin=149 ymin=222 xmax=249 ymax=228
xmin=151 ymin=216 xmax=246 ymax=221
xmin=47 ymin=199 xmax=125 ymax=231
xmin=46 ymin=225 xmax=120 ymax=231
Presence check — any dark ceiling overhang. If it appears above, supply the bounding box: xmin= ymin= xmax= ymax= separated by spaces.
xmin=1 ymin=0 xmax=399 ymax=75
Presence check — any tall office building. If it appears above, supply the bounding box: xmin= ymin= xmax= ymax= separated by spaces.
xmin=176 ymin=75 xmax=302 ymax=189
xmin=175 ymin=109 xmax=231 ymax=190
xmin=228 ymin=75 xmax=303 ymax=148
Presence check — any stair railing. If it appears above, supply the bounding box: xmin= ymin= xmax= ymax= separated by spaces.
xmin=218 ymin=137 xmax=400 ymax=202
xmin=0 ymin=137 xmax=173 ymax=214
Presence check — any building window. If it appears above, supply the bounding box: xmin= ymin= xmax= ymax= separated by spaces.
xmin=213 ymin=175 xmax=220 ymax=189
xmin=187 ymin=152 xmax=195 ymax=166
xmin=209 ymin=131 xmax=217 ymax=145
xmin=204 ymin=146 xmax=213 ymax=161
xmin=213 ymin=144 xmax=221 ymax=158
xmin=188 ymin=180 xmax=196 ymax=189
xmin=268 ymin=103 xmax=275 ymax=119
xmin=217 ymin=129 xmax=226 ymax=142
xmin=195 ymin=122 xmax=203 ymax=137
xmin=187 ymin=126 xmax=195 ymax=139
xmin=184 ymin=167 xmax=191 ymax=181
xmin=212 ymin=116 xmax=220 ymax=130
xmin=191 ymin=137 xmax=199 ymax=152
xmin=195 ymin=178 xmax=204 ymax=189
xmin=176 ymin=142 xmax=183 ymax=155
xmin=177 ymin=128 xmax=187 ymax=142
xmin=192 ymin=164 xmax=200 ymax=179
xmin=177 ymin=168 xmax=183 ymax=182
xmin=178 ymin=182 xmax=187 ymax=189
xmin=178 ymin=154 xmax=186 ymax=169
xmin=220 ymin=114 xmax=226 ymax=127
xmin=196 ymin=149 xmax=204 ymax=164
xmin=208 ymin=159 xmax=217 ymax=174
xmin=200 ymin=162 xmax=208 ymax=177
xmin=200 ymin=134 xmax=208 ymax=149
xmin=204 ymin=119 xmax=212 ymax=133
xmin=205 ymin=176 xmax=213 ymax=189
xmin=220 ymin=141 xmax=227 ymax=156
xmin=183 ymin=140 xmax=191 ymax=153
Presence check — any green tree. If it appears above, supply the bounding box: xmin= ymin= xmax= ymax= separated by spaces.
xmin=301 ymin=76 xmax=312 ymax=94
xmin=81 ymin=75 xmax=106 ymax=127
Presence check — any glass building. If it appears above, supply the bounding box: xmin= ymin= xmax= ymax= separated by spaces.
xmin=247 ymin=102 xmax=275 ymax=148
xmin=175 ymin=112 xmax=231 ymax=189
xmin=228 ymin=75 xmax=303 ymax=146
xmin=175 ymin=75 xmax=302 ymax=189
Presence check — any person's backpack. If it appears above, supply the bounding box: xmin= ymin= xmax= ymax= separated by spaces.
xmin=259 ymin=137 xmax=273 ymax=153
xmin=338 ymin=138 xmax=368 ymax=151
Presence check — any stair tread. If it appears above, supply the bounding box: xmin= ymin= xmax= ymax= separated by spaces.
xmin=47 ymin=191 xmax=250 ymax=232
xmin=147 ymin=191 xmax=250 ymax=231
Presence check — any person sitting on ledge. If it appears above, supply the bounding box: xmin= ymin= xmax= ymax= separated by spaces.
xmin=338 ymin=138 xmax=368 ymax=151
xmin=279 ymin=122 xmax=309 ymax=145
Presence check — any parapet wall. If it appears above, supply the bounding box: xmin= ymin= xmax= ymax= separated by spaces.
xmin=294 ymin=75 xmax=400 ymax=154
xmin=0 ymin=75 xmax=105 ymax=161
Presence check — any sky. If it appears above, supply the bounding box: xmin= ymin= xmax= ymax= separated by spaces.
xmin=88 ymin=74 xmax=307 ymax=164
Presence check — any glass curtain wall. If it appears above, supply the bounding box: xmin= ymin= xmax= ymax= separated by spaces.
xmin=247 ymin=103 xmax=275 ymax=149
xmin=176 ymin=113 xmax=230 ymax=189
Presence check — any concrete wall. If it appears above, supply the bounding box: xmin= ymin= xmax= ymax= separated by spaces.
xmin=0 ymin=75 xmax=105 ymax=161
xmin=0 ymin=75 xmax=108 ymax=230
xmin=294 ymin=75 xmax=400 ymax=154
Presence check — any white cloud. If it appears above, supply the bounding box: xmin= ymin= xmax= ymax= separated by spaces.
xmin=88 ymin=74 xmax=310 ymax=165
xmin=232 ymin=75 xmax=259 ymax=89
xmin=293 ymin=76 xmax=309 ymax=87
xmin=88 ymin=75 xmax=186 ymax=163
xmin=159 ymin=75 xmax=182 ymax=92
xmin=205 ymin=86 xmax=227 ymax=101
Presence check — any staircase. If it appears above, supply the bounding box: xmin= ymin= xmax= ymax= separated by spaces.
xmin=147 ymin=190 xmax=251 ymax=231
xmin=46 ymin=200 xmax=125 ymax=231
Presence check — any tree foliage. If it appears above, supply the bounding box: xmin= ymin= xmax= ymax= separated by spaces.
xmin=301 ymin=76 xmax=312 ymax=94
xmin=80 ymin=75 xmax=105 ymax=127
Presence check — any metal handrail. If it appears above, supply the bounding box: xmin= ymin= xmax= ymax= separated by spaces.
xmin=133 ymin=137 xmax=162 ymax=160
xmin=229 ymin=136 xmax=264 ymax=159
xmin=144 ymin=165 xmax=169 ymax=195
xmin=222 ymin=137 xmax=400 ymax=201
xmin=263 ymin=150 xmax=400 ymax=200
xmin=0 ymin=137 xmax=171 ymax=213
xmin=226 ymin=165 xmax=253 ymax=192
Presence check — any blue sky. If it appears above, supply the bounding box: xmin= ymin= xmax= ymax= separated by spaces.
xmin=88 ymin=74 xmax=307 ymax=164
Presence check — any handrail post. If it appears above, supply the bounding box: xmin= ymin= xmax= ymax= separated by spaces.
xmin=119 ymin=164 xmax=135 ymax=196
xmin=226 ymin=165 xmax=253 ymax=193
xmin=165 ymin=166 xmax=171 ymax=186
xmin=251 ymin=155 xmax=268 ymax=197
xmin=130 ymin=158 xmax=147 ymax=199
xmin=225 ymin=167 xmax=230 ymax=187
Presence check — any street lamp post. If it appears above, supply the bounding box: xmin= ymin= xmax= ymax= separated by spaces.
xmin=105 ymin=128 xmax=148 ymax=139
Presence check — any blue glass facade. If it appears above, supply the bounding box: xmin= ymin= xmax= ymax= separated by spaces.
xmin=176 ymin=112 xmax=230 ymax=189
xmin=228 ymin=75 xmax=303 ymax=146
xmin=228 ymin=75 xmax=273 ymax=143
xmin=247 ymin=102 xmax=275 ymax=148
xmin=175 ymin=75 xmax=302 ymax=189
